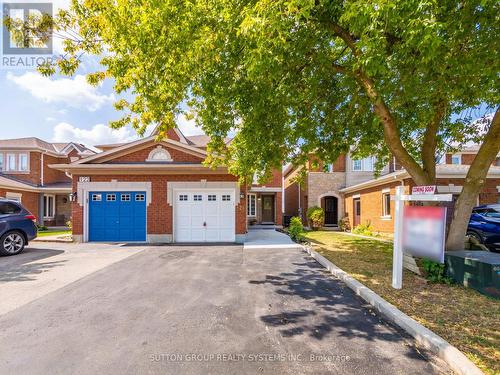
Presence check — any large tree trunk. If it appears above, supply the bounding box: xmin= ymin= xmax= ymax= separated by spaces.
xmin=445 ymin=109 xmax=500 ymax=251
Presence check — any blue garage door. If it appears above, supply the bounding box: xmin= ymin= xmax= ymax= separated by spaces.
xmin=89 ymin=191 xmax=146 ymax=242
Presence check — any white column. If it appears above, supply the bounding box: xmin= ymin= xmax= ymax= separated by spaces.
xmin=392 ymin=186 xmax=405 ymax=289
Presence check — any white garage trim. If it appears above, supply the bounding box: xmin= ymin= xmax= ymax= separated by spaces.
xmin=167 ymin=181 xmax=240 ymax=206
xmin=76 ymin=181 xmax=152 ymax=243
xmin=172 ymin=187 xmax=237 ymax=243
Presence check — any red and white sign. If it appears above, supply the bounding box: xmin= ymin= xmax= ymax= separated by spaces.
xmin=402 ymin=206 xmax=446 ymax=263
xmin=411 ymin=185 xmax=436 ymax=195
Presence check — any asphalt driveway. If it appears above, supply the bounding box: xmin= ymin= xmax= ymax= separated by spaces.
xmin=0 ymin=244 xmax=450 ymax=374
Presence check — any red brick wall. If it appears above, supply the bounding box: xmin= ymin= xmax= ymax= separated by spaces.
xmin=106 ymin=145 xmax=203 ymax=164
xmin=43 ymin=155 xmax=71 ymax=184
xmin=72 ymin=174 xmax=246 ymax=239
xmin=344 ymin=177 xmax=500 ymax=233
xmin=252 ymin=168 xmax=282 ymax=188
xmin=0 ymin=188 xmax=39 ymax=219
xmin=284 ymin=169 xmax=308 ymax=224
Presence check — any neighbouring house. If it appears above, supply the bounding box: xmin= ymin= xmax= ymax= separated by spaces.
xmin=51 ymin=127 xmax=283 ymax=243
xmin=341 ymin=151 xmax=500 ymax=234
xmin=283 ymin=153 xmax=401 ymax=226
xmin=284 ymin=147 xmax=500 ymax=233
xmin=0 ymin=138 xmax=95 ymax=226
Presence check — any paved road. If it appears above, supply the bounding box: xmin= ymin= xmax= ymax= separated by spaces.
xmin=0 ymin=244 xmax=450 ymax=374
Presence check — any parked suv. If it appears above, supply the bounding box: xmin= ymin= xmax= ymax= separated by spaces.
xmin=0 ymin=199 xmax=37 ymax=256
xmin=467 ymin=204 xmax=500 ymax=252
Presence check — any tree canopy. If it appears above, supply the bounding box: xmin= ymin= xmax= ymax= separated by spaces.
xmin=9 ymin=0 xmax=500 ymax=249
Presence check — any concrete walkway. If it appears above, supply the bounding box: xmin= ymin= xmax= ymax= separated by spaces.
xmin=244 ymin=229 xmax=301 ymax=249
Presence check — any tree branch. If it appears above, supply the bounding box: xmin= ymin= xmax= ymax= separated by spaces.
xmin=421 ymin=99 xmax=447 ymax=181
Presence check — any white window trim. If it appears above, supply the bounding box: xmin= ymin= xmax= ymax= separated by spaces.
xmin=43 ymin=194 xmax=56 ymax=219
xmin=381 ymin=192 xmax=391 ymax=218
xmin=146 ymin=145 xmax=173 ymax=162
xmin=18 ymin=153 xmax=29 ymax=172
xmin=0 ymin=153 xmax=3 ymax=172
xmin=352 ymin=159 xmax=362 ymax=171
xmin=247 ymin=193 xmax=257 ymax=217
xmin=6 ymin=192 xmax=22 ymax=202
xmin=6 ymin=153 xmax=16 ymax=171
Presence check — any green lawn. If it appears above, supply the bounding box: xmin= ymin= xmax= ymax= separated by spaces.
xmin=304 ymin=231 xmax=500 ymax=375
xmin=37 ymin=230 xmax=72 ymax=238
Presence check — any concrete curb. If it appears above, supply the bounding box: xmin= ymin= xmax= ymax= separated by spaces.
xmin=303 ymin=245 xmax=484 ymax=375
xmin=33 ymin=237 xmax=73 ymax=243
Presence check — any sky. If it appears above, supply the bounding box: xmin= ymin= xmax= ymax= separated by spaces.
xmin=0 ymin=1 xmax=492 ymax=149
xmin=0 ymin=0 xmax=203 ymax=146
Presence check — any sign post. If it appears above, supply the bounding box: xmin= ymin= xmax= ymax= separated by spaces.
xmin=392 ymin=185 xmax=452 ymax=289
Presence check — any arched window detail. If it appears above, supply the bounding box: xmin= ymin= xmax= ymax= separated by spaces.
xmin=146 ymin=146 xmax=172 ymax=162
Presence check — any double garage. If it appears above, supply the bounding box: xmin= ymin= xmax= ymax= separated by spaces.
xmin=82 ymin=183 xmax=239 ymax=243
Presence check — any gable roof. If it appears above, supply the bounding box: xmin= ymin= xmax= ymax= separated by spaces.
xmin=0 ymin=137 xmax=95 ymax=156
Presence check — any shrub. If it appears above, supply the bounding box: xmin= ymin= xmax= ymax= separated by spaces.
xmin=36 ymin=224 xmax=48 ymax=231
xmin=288 ymin=216 xmax=304 ymax=242
xmin=307 ymin=206 xmax=324 ymax=229
xmin=421 ymin=259 xmax=453 ymax=284
xmin=338 ymin=216 xmax=351 ymax=232
xmin=352 ymin=222 xmax=374 ymax=236
xmin=66 ymin=220 xmax=72 ymax=230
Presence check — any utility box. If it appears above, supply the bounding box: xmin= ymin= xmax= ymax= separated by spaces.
xmin=445 ymin=251 xmax=499 ymax=299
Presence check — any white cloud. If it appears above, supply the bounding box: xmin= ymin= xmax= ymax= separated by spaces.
xmin=176 ymin=113 xmax=204 ymax=136
xmin=52 ymin=122 xmax=137 ymax=146
xmin=7 ymin=72 xmax=114 ymax=111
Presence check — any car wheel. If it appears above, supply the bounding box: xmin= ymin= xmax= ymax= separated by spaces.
xmin=466 ymin=230 xmax=482 ymax=244
xmin=0 ymin=231 xmax=26 ymax=256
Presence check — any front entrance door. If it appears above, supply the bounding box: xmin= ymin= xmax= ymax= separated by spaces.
xmin=261 ymin=195 xmax=275 ymax=223
xmin=324 ymin=197 xmax=338 ymax=225
xmin=353 ymin=198 xmax=361 ymax=227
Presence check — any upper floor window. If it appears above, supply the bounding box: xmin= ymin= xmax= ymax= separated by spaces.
xmin=451 ymin=154 xmax=461 ymax=165
xmin=19 ymin=154 xmax=28 ymax=171
xmin=324 ymin=163 xmax=334 ymax=173
xmin=146 ymin=146 xmax=172 ymax=162
xmin=1 ymin=153 xmax=29 ymax=172
xmin=352 ymin=157 xmax=374 ymax=172
xmin=6 ymin=154 xmax=16 ymax=171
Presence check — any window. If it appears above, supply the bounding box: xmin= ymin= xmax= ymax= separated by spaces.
xmin=222 ymin=194 xmax=231 ymax=201
xmin=6 ymin=154 xmax=16 ymax=171
xmin=136 ymin=194 xmax=145 ymax=201
xmin=451 ymin=154 xmax=461 ymax=165
xmin=194 ymin=195 xmax=202 ymax=201
xmin=247 ymin=194 xmax=256 ymax=217
xmin=352 ymin=157 xmax=375 ymax=171
xmin=121 ymin=194 xmax=131 ymax=201
xmin=179 ymin=194 xmax=188 ymax=201
xmin=208 ymin=194 xmax=217 ymax=201
xmin=6 ymin=192 xmax=22 ymax=202
xmin=18 ymin=154 xmax=28 ymax=171
xmin=43 ymin=195 xmax=55 ymax=218
xmin=382 ymin=192 xmax=391 ymax=217
xmin=106 ymin=194 xmax=116 ymax=201
xmin=0 ymin=154 xmax=3 ymax=171
xmin=352 ymin=159 xmax=362 ymax=171
xmin=324 ymin=163 xmax=334 ymax=173
xmin=0 ymin=202 xmax=21 ymax=215
xmin=91 ymin=194 xmax=102 ymax=201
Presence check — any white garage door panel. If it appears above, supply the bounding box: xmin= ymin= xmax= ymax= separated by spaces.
xmin=174 ymin=190 xmax=236 ymax=242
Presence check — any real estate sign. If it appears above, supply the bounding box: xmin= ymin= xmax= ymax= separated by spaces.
xmin=402 ymin=206 xmax=446 ymax=263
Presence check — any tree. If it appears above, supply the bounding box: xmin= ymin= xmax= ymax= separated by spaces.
xmin=10 ymin=0 xmax=499 ymax=250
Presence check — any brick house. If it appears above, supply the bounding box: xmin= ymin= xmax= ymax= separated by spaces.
xmin=284 ymin=148 xmax=500 ymax=233
xmin=341 ymin=164 xmax=500 ymax=234
xmin=284 ymin=153 xmax=398 ymax=226
xmin=0 ymin=138 xmax=94 ymax=226
xmin=51 ymin=127 xmax=283 ymax=243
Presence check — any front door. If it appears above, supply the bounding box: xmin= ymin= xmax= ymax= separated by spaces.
xmin=324 ymin=197 xmax=338 ymax=225
xmin=261 ymin=195 xmax=275 ymax=223
xmin=353 ymin=198 xmax=361 ymax=227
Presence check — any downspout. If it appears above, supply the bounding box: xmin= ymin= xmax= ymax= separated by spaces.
xmin=40 ymin=153 xmax=44 ymax=186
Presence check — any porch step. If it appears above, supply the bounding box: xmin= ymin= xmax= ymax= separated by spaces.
xmin=321 ymin=226 xmax=340 ymax=231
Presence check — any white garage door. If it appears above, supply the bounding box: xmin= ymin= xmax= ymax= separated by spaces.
xmin=174 ymin=190 xmax=236 ymax=242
